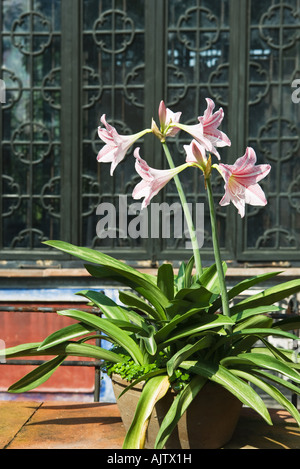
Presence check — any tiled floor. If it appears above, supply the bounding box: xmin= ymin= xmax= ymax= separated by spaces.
xmin=0 ymin=402 xmax=299 ymax=449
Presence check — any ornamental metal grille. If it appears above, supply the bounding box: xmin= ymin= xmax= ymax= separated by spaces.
xmin=0 ymin=0 xmax=299 ymax=264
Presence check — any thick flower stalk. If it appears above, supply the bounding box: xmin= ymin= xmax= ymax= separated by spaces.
xmin=97 ymin=114 xmax=151 ymax=175
xmin=217 ymin=147 xmax=271 ymax=218
xmin=161 ymin=141 xmax=203 ymax=276
xmin=152 ymin=101 xmax=204 ymax=276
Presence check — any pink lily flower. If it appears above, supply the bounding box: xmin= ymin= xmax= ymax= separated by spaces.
xmin=197 ymin=98 xmax=231 ymax=159
xmin=173 ymin=120 xmax=215 ymax=156
xmin=218 ymin=147 xmax=271 ymax=218
xmin=184 ymin=140 xmax=207 ymax=171
xmin=152 ymin=100 xmax=182 ymax=140
xmin=97 ymin=115 xmax=151 ymax=175
xmin=132 ymin=147 xmax=190 ymax=209
xmin=158 ymin=100 xmax=182 ymax=137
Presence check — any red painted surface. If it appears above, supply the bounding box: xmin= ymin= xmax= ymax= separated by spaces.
xmin=0 ymin=303 xmax=96 ymax=396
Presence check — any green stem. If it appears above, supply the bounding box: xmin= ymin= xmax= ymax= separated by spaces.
xmin=205 ymin=177 xmax=231 ymax=324
xmin=162 ymin=142 xmax=203 ymax=277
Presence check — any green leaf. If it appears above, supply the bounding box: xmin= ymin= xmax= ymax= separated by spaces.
xmin=154 ymin=375 xmax=207 ymax=449
xmin=76 ymin=290 xmax=129 ymax=321
xmin=204 ymin=321 xmax=290 ymax=360
xmin=231 ymin=369 xmax=300 ymax=426
xmin=137 ymin=325 xmax=157 ymax=356
xmin=166 ymin=336 xmax=214 ymax=376
xmin=157 ymin=263 xmax=174 ymax=300
xmin=259 ymin=337 xmax=295 ymax=363
xmin=232 ymin=313 xmax=273 ymax=332
xmin=44 ymin=240 xmax=156 ymax=284
xmin=231 ymin=305 xmax=282 ymax=324
xmin=2 ymin=341 xmax=124 ymax=363
xmin=57 ymin=309 xmax=144 ymax=365
xmin=85 ymin=264 xmax=168 ymax=321
xmin=165 ymin=298 xmax=208 ymax=319
xmin=158 ymin=314 xmax=234 ymax=345
xmin=175 ymin=261 xmax=186 ymax=291
xmin=44 ymin=240 xmax=169 ymax=319
xmin=221 ymin=352 xmax=300 ymax=383
xmin=8 ymin=356 xmax=66 ymax=393
xmin=122 ymin=375 xmax=170 ymax=449
xmin=250 ymin=347 xmax=300 ymax=370
xmin=117 ymin=368 xmax=168 ymax=399
xmin=118 ymin=290 xmax=162 ymax=322
xmin=253 ymin=369 xmax=300 ymax=396
xmin=180 ymin=360 xmax=272 ymax=425
xmin=198 ymin=262 xmax=227 ymax=294
xmin=184 ymin=256 xmax=195 ymax=288
xmin=7 ymin=342 xmax=126 ymax=393
xmin=230 ymin=279 xmax=300 ymax=314
xmin=209 ymin=271 xmax=282 ymax=314
xmin=0 ymin=342 xmax=42 ymax=358
xmin=174 ymin=284 xmax=212 ymax=304
xmin=60 ymin=342 xmax=124 ymax=362
xmin=273 ymin=316 xmax=300 ymax=333
xmin=231 ymin=327 xmax=299 ymax=342
xmin=38 ymin=322 xmax=95 ymax=350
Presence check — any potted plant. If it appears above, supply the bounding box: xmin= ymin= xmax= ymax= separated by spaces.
xmin=2 ymin=100 xmax=300 ymax=449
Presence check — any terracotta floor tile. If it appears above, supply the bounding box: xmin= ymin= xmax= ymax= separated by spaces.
xmin=4 ymin=402 xmax=125 ymax=449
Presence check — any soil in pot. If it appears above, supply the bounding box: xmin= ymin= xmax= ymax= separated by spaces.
xmin=111 ymin=374 xmax=243 ymax=449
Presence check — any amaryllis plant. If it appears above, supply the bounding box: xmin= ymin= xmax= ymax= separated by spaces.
xmin=2 ymin=99 xmax=300 ymax=450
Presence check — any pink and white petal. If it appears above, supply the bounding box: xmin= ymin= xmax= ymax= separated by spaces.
xmin=134 ymin=149 xmax=154 ymax=181
xmin=204 ymin=108 xmax=224 ymax=129
xmin=98 ymin=127 xmax=114 ymax=145
xmin=202 ymin=98 xmax=215 ymax=120
xmin=159 ymin=101 xmax=167 ymax=126
xmin=218 ymin=163 xmax=232 ymax=183
xmin=97 ymin=144 xmax=116 ymax=162
xmin=219 ymin=190 xmax=231 ymax=207
xmin=132 ymin=180 xmax=156 ymax=209
xmin=132 ymin=179 xmax=150 ymax=200
xmin=244 ymin=183 xmax=267 ymax=206
xmin=233 ymin=147 xmax=257 ymax=173
xmin=254 ymin=164 xmax=271 ymax=183
xmin=166 ymin=108 xmax=182 ymax=125
xmin=233 ymin=198 xmax=246 ymax=218
xmin=177 ymin=122 xmax=220 ymax=156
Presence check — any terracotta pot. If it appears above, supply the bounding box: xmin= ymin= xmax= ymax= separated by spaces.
xmin=111 ymin=374 xmax=243 ymax=449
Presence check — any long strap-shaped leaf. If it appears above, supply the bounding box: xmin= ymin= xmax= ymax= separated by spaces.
xmin=158 ymin=314 xmax=234 ymax=346
xmin=154 ymin=375 xmax=207 ymax=449
xmin=209 ymin=271 xmax=281 ymax=314
xmin=118 ymin=290 xmax=162 ymax=322
xmin=8 ymin=355 xmax=67 ymax=393
xmin=57 ymin=309 xmax=144 ymax=364
xmin=230 ymin=279 xmax=300 ymax=314
xmin=122 ymin=375 xmax=170 ymax=449
xmin=166 ymin=336 xmax=214 ymax=376
xmin=86 ymin=264 xmax=168 ymax=321
xmin=3 ymin=341 xmax=124 ymax=362
xmin=221 ymin=353 xmax=300 ymax=383
xmin=6 ymin=342 xmax=125 ymax=393
xmin=180 ymin=360 xmax=272 ymax=425
xmin=44 ymin=240 xmax=169 ymax=320
xmin=38 ymin=322 xmax=95 ymax=350
xmin=44 ymin=240 xmax=156 ymax=284
xmin=76 ymin=290 xmax=129 ymax=321
xmin=231 ymin=369 xmax=300 ymax=426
